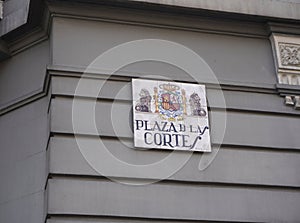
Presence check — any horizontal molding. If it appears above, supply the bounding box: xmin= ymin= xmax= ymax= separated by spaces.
xmin=51 ymin=132 xmax=300 ymax=153
xmin=268 ymin=22 xmax=300 ymax=36
xmin=50 ymin=74 xmax=300 ymax=116
xmin=50 ymin=96 xmax=300 ymax=150
xmin=48 ymin=1 xmax=268 ymax=39
xmin=48 ymin=65 xmax=276 ymax=94
xmin=47 ymin=177 xmax=300 ymax=222
xmin=129 ymin=0 xmax=300 ymax=21
xmin=47 ymin=215 xmax=244 ymax=223
xmin=49 ymin=135 xmax=300 ymax=188
xmin=8 ymin=26 xmax=49 ymax=56
xmin=276 ymin=83 xmax=300 ymax=96
xmin=48 ymin=174 xmax=300 ymax=191
xmin=0 ymin=71 xmax=50 ymax=116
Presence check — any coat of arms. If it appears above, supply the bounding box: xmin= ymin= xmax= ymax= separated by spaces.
xmin=156 ymin=83 xmax=184 ymax=121
xmin=134 ymin=82 xmax=207 ymax=121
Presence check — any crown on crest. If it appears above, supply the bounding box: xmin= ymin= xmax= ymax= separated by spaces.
xmin=159 ymin=83 xmax=180 ymax=91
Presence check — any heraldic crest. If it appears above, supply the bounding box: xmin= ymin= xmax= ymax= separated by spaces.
xmin=135 ymin=81 xmax=207 ymax=121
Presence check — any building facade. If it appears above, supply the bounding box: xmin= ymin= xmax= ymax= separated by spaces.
xmin=1 ymin=0 xmax=300 ymax=222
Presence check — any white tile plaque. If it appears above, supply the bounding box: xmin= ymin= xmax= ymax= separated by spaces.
xmin=132 ymin=79 xmax=211 ymax=152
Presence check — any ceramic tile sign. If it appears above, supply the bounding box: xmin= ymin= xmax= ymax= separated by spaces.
xmin=132 ymin=79 xmax=211 ymax=152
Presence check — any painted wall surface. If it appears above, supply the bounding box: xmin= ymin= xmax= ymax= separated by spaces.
xmin=0 ymin=97 xmax=49 ymax=223
xmin=0 ymin=40 xmax=50 ymax=223
xmin=47 ymin=15 xmax=300 ymax=223
xmin=1 ymin=3 xmax=300 ymax=223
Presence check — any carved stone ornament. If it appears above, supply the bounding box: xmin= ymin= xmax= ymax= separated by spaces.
xmin=279 ymin=43 xmax=300 ymax=67
xmin=270 ymin=34 xmax=300 ymax=110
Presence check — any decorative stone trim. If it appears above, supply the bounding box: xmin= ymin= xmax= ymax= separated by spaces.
xmin=284 ymin=95 xmax=300 ymax=109
xmin=279 ymin=43 xmax=300 ymax=67
xmin=270 ymin=33 xmax=300 ymax=109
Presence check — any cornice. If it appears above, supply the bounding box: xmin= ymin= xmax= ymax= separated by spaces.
xmin=270 ymin=32 xmax=300 ymax=109
xmin=2 ymin=1 xmax=300 ymax=58
xmin=46 ymin=1 xmax=269 ymax=39
xmin=129 ymin=0 xmax=300 ymax=21
xmin=8 ymin=7 xmax=50 ymax=56
xmin=268 ymin=22 xmax=300 ymax=36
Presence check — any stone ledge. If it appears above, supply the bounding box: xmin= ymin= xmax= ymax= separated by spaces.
xmin=130 ymin=0 xmax=300 ymax=20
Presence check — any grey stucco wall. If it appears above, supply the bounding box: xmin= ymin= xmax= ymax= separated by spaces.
xmin=0 ymin=41 xmax=50 ymax=223
xmin=0 ymin=97 xmax=49 ymax=223
xmin=1 ymin=1 xmax=300 ymax=222
xmin=51 ymin=18 xmax=276 ymax=86
xmin=47 ymin=14 xmax=300 ymax=222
